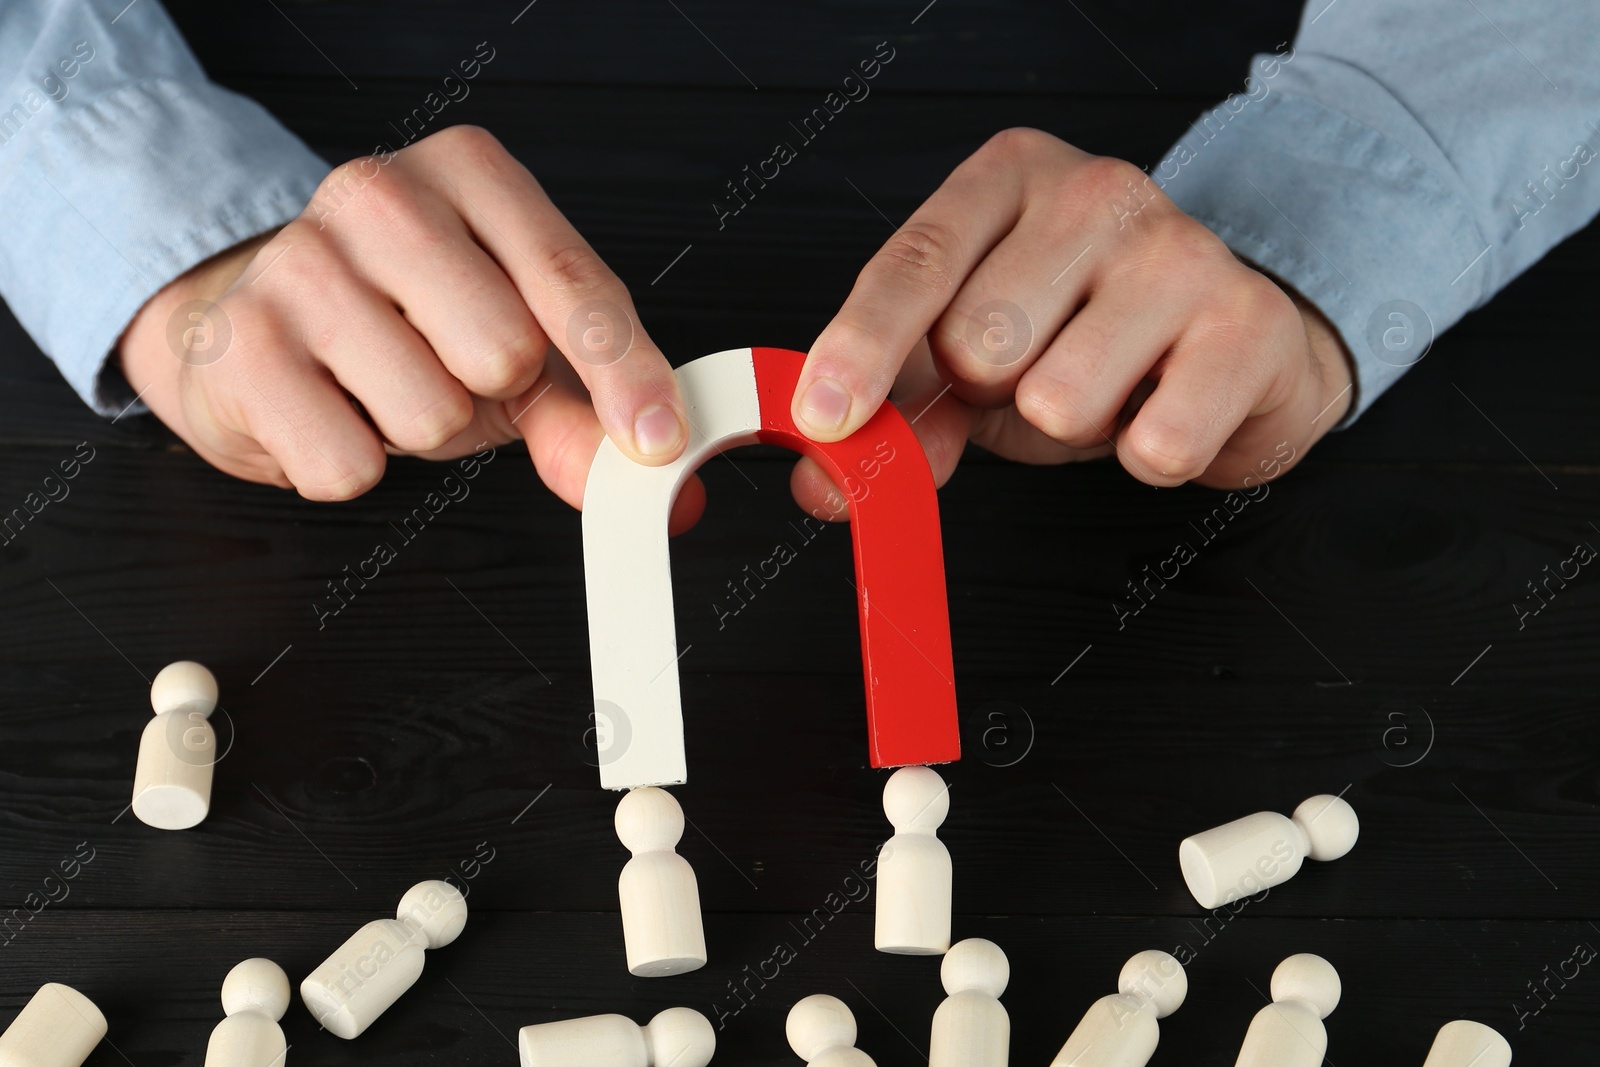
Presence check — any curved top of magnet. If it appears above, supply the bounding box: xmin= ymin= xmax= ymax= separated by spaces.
xmin=582 ymin=347 xmax=959 ymax=789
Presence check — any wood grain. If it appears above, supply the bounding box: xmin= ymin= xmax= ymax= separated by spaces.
xmin=1 ymin=1 xmax=1596 ymax=1060
xmin=162 ymin=0 xmax=1303 ymax=96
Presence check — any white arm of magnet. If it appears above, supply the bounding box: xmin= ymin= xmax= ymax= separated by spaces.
xmin=581 ymin=348 xmax=761 ymax=789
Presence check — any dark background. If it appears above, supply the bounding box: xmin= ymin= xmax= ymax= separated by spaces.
xmin=2 ymin=0 xmax=1597 ymax=1063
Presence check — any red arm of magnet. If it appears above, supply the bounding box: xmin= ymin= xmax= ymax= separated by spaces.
xmin=751 ymin=347 xmax=960 ymax=768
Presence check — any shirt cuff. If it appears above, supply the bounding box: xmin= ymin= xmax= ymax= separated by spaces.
xmin=1154 ymin=68 xmax=1489 ymax=424
xmin=0 ymin=77 xmax=327 ymax=416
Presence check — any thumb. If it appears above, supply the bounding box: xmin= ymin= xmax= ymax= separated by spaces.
xmin=788 ymin=377 xmax=973 ymax=519
xmin=505 ymin=358 xmax=706 ymax=534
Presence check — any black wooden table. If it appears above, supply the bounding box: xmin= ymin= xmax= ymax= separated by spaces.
xmin=2 ymin=2 xmax=1596 ymax=1063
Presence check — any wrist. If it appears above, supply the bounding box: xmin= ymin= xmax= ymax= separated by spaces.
xmin=117 ymin=230 xmax=278 ymax=415
xmin=1286 ymin=289 xmax=1356 ymax=428
xmin=1236 ymin=254 xmax=1356 ymax=430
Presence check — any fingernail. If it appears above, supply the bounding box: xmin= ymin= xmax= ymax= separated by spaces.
xmin=633 ymin=403 xmax=683 ymax=458
xmin=798 ymin=377 xmax=853 ymax=435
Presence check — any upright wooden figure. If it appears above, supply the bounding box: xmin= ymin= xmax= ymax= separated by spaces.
xmin=875 ymin=766 xmax=952 ymax=955
xmin=1179 ymin=794 xmax=1359 ymax=908
xmin=787 ymin=995 xmax=877 ymax=1067
xmin=1233 ymin=953 xmax=1341 ymax=1067
xmin=1421 ymin=1021 xmax=1511 ymax=1067
xmin=132 ymin=659 xmax=219 ymax=830
xmin=300 ymin=880 xmax=468 ymax=1039
xmin=0 ymin=982 xmax=107 ymax=1067
xmin=930 ymin=938 xmax=1009 ymax=1067
xmin=616 ymin=786 xmax=707 ymax=976
xmin=205 ymin=958 xmax=289 ymax=1067
xmin=1049 ymin=950 xmax=1187 ymax=1067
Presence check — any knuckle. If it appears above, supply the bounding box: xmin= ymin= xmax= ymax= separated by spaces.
xmin=210 ymin=297 xmax=286 ymax=370
xmin=1150 ymin=212 xmax=1217 ymax=264
xmin=927 ymin=316 xmax=966 ymax=360
xmin=303 ymin=321 xmax=341 ymax=362
xmin=874 ymin=222 xmax=962 ymax=295
xmin=412 ymin=125 xmax=531 ymax=193
xmin=928 ymin=316 xmax=985 ymax=376
xmin=1105 ymin=211 xmax=1221 ymax=292
xmin=275 ymin=232 xmax=345 ymax=293
xmin=313 ymin=160 xmax=371 ymax=203
xmin=360 ymin=170 xmax=420 ymax=226
xmin=542 ymin=244 xmax=612 ymax=295
xmin=269 ymin=419 xmax=385 ymax=500
xmin=403 ymin=392 xmax=476 ymax=452
xmin=815 ymin=316 xmax=895 ymax=376
xmin=312 ymin=158 xmax=432 ymax=244
xmin=1076 ymin=154 xmax=1153 ymax=203
xmin=265 ymin=214 xmax=310 ymax=248
xmin=299 ymin=452 xmax=384 ymax=502
xmin=323 ymin=164 xmax=408 ymax=233
xmin=1241 ymin=272 xmax=1301 ymax=330
xmin=1196 ymin=270 xmax=1298 ymax=350
xmin=426 ymin=124 xmax=503 ymax=163
xmin=1057 ymin=155 xmax=1170 ymax=242
xmin=472 ymin=332 xmax=544 ymax=396
xmin=1015 ymin=375 xmax=1105 ymax=449
xmin=980 ymin=126 xmax=1060 ymax=164
xmin=931 ymin=315 xmax=1019 ymax=389
xmin=1126 ymin=422 xmax=1208 ymax=483
xmin=309 ymin=159 xmax=384 ymax=224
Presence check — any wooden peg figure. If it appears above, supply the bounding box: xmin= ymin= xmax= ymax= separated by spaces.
xmin=300 ymin=880 xmax=468 ymax=1039
xmin=1233 ymin=953 xmax=1341 ymax=1067
xmin=205 ymin=958 xmax=289 ymax=1067
xmin=787 ymin=995 xmax=877 ymax=1067
xmin=518 ymin=1007 xmax=716 ymax=1067
xmin=131 ymin=660 xmax=220 ymax=830
xmin=0 ymin=982 xmax=108 ymax=1067
xmin=616 ymin=786 xmax=707 ymax=976
xmin=1179 ymin=794 xmax=1359 ymax=908
xmin=875 ymin=766 xmax=952 ymax=954
xmin=1049 ymin=949 xmax=1187 ymax=1067
xmin=1421 ymin=1021 xmax=1511 ymax=1067
xmin=930 ymin=938 xmax=1009 ymax=1067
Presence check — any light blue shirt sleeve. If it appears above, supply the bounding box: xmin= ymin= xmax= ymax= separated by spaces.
xmin=1153 ymin=0 xmax=1600 ymax=423
xmin=0 ymin=0 xmax=328 ymax=415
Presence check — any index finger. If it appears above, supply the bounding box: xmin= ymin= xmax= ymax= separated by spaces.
xmin=420 ymin=127 xmax=688 ymax=465
xmin=792 ymin=141 xmax=1027 ymax=442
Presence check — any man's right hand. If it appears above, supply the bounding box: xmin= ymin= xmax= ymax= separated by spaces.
xmin=118 ymin=124 xmax=702 ymax=527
